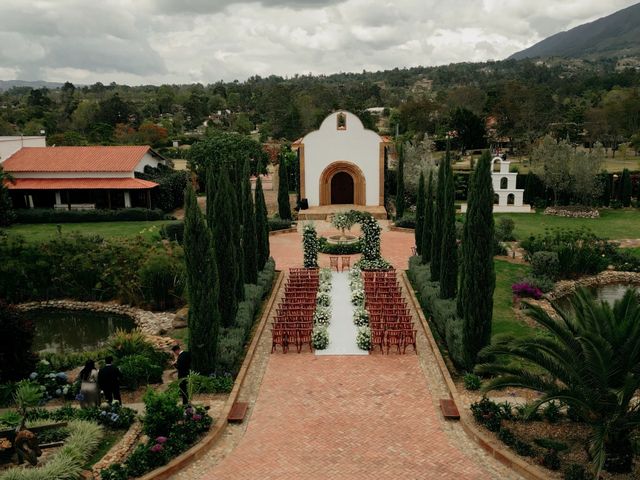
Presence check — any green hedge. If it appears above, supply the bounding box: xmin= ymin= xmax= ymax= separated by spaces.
xmin=160 ymin=221 xmax=184 ymax=243
xmin=394 ymin=215 xmax=416 ymax=229
xmin=217 ymin=258 xmax=276 ymax=375
xmin=407 ymin=256 xmax=465 ymax=369
xmin=268 ymin=218 xmax=293 ymax=231
xmin=15 ymin=208 xmax=169 ymax=224
xmin=318 ymin=237 xmax=362 ymax=255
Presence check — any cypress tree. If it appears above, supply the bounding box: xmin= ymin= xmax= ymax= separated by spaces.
xmin=396 ymin=142 xmax=405 ymax=219
xmin=277 ymin=153 xmax=292 ymax=220
xmin=242 ymin=159 xmax=258 ymax=284
xmin=183 ymin=183 xmax=219 ymax=373
xmin=457 ymin=151 xmax=495 ymax=369
xmin=229 ymin=167 xmax=245 ymax=302
xmin=430 ymin=147 xmax=448 ymax=280
xmin=415 ymin=172 xmax=425 ymax=255
xmin=421 ymin=170 xmax=434 ymax=265
xmin=621 ymin=168 xmax=632 ymax=207
xmin=255 ymin=176 xmax=270 ymax=270
xmin=213 ymin=169 xmax=239 ymax=327
xmin=601 ymin=171 xmax=611 ymax=207
xmin=439 ymin=146 xmax=457 ymax=299
xmin=206 ymin=164 xmax=216 ymax=228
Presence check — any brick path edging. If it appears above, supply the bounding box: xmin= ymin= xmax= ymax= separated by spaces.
xmin=400 ymin=272 xmax=550 ymax=480
xmin=388 ymin=225 xmax=414 ymax=233
xmin=138 ymin=271 xmax=284 ymax=480
xmin=269 ymin=227 xmax=297 ymax=236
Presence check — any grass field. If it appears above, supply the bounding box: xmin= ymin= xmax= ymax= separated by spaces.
xmin=3 ymin=220 xmax=177 ymax=242
xmin=492 ymin=259 xmax=532 ymax=339
xmin=494 ymin=209 xmax=640 ymax=240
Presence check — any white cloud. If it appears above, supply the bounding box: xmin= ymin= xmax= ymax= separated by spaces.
xmin=0 ymin=0 xmax=637 ymax=84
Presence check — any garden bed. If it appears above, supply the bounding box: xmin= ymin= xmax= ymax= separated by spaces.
xmin=543 ymin=206 xmax=600 ymax=218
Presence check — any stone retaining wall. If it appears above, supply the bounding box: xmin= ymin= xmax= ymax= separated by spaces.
xmin=548 ymin=270 xmax=640 ymax=300
xmin=16 ymin=300 xmax=175 ymax=336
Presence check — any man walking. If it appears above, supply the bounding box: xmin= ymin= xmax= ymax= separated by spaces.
xmin=172 ymin=344 xmax=191 ymax=405
xmin=97 ymin=356 xmax=122 ymax=404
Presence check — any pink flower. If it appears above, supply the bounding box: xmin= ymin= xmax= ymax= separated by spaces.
xmin=155 ymin=436 xmax=168 ymax=444
xmin=150 ymin=444 xmax=163 ymax=453
xmin=192 ymin=414 xmax=202 ymax=421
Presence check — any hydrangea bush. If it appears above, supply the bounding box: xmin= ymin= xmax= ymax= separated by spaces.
xmin=316 ymin=291 xmax=331 ymax=307
xmin=314 ymin=306 xmax=332 ymax=325
xmin=353 ymin=307 xmax=369 ymax=326
xmin=351 ymin=288 xmax=365 ymax=306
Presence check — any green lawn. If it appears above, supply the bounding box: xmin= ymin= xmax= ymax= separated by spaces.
xmin=494 ymin=209 xmax=640 ymax=240
xmin=3 ymin=220 xmax=177 ymax=242
xmin=492 ymin=259 xmax=532 ymax=340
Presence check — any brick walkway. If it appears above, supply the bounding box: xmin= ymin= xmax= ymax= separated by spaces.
xmin=201 ymin=355 xmax=490 ymax=480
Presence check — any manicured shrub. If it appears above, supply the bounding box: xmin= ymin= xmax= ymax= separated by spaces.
xmin=142 ymin=389 xmax=182 ymax=439
xmin=160 ymin=221 xmax=184 ymax=243
xmin=118 ymin=355 xmax=163 ymax=390
xmin=268 ymin=218 xmax=293 ymax=231
xmin=463 ymin=373 xmax=481 ymax=391
xmin=14 ymin=207 xmax=168 ymax=224
xmin=520 ymin=275 xmax=555 ymax=293
xmin=167 ymin=373 xmax=234 ymax=396
xmin=302 ymin=224 xmax=319 ymax=268
xmin=495 ymin=217 xmax=516 ymax=242
xmin=470 ymin=397 xmax=504 ymax=432
xmin=394 ymin=215 xmax=416 ymax=229
xmin=531 ymin=251 xmax=560 ymax=279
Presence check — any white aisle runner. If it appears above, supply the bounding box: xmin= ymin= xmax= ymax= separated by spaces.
xmin=315 ymin=271 xmax=369 ymax=356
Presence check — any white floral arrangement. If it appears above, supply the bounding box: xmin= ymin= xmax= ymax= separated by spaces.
xmin=319 ymin=267 xmax=333 ymax=283
xmin=313 ymin=306 xmax=332 ymax=325
xmin=348 ymin=267 xmax=362 ymax=282
xmin=302 ymin=223 xmax=319 ymax=268
xmin=316 ymin=291 xmax=331 ymax=307
xmin=311 ymin=325 xmax=329 ymax=350
xmin=356 ymin=326 xmax=372 ymax=351
xmin=353 ymin=306 xmax=369 ymax=326
xmin=351 ymin=288 xmax=365 ymax=306
xmin=318 ymin=281 xmax=332 ymax=293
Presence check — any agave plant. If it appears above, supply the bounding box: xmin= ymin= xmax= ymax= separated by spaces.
xmin=476 ymin=288 xmax=640 ymax=475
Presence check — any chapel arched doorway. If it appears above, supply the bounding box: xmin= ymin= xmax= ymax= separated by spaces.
xmin=331 ymin=172 xmax=354 ymax=204
xmin=319 ymin=161 xmax=366 ymax=206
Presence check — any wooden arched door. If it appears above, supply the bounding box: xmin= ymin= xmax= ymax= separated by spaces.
xmin=331 ymin=172 xmax=354 ymax=204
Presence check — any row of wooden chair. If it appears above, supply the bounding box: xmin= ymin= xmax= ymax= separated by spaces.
xmin=329 ymin=256 xmax=351 ymax=272
xmin=271 ymin=328 xmax=313 ymax=353
xmin=371 ymin=328 xmax=417 ymax=354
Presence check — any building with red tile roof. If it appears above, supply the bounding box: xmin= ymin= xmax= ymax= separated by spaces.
xmin=3 ymin=145 xmax=168 ymax=210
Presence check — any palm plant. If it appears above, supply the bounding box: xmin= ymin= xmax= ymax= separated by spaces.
xmin=476 ymin=288 xmax=640 ymax=475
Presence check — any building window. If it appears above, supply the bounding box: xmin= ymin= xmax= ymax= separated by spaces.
xmin=500 ymin=177 xmax=508 ymax=189
xmin=507 ymin=193 xmax=515 ymax=205
xmin=337 ymin=112 xmax=347 ymax=130
xmin=494 ymin=194 xmax=499 ymax=204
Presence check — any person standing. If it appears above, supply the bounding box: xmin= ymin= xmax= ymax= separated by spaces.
xmin=77 ymin=360 xmax=99 ymax=408
xmin=172 ymin=345 xmax=191 ymax=405
xmin=98 ymin=356 xmax=122 ymax=404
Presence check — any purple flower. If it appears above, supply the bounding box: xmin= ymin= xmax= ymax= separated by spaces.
xmin=75 ymin=393 xmax=85 ymax=401
xmin=192 ymin=414 xmax=202 ymax=421
xmin=155 ymin=436 xmax=168 ymax=444
xmin=150 ymin=444 xmax=163 ymax=453
xmin=511 ymin=282 xmax=543 ymax=300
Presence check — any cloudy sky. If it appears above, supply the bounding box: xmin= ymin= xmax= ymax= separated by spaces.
xmin=0 ymin=0 xmax=637 ymax=85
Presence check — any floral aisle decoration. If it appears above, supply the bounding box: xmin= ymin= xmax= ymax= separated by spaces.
xmin=353 ymin=306 xmax=369 ymax=327
xmin=356 ymin=326 xmax=372 ymax=351
xmin=349 ymin=267 xmax=369 ymax=326
xmin=312 ymin=267 xmax=332 ymax=349
xmin=302 ymin=223 xmax=319 ymax=268
xmin=351 ymin=288 xmax=365 ymax=306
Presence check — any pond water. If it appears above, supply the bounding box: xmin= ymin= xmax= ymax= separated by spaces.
xmin=28 ymin=310 xmax=135 ymax=354
xmin=555 ymin=284 xmax=639 ymax=311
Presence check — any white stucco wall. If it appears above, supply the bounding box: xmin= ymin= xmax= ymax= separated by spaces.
xmin=0 ymin=136 xmax=46 ymax=163
xmin=134 ymin=152 xmax=164 ymax=173
xmin=302 ymin=111 xmax=382 ymax=207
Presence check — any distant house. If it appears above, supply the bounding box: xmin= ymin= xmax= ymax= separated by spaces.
xmin=2 ymin=146 xmax=167 ymax=209
xmin=0 ymin=136 xmax=46 ymax=163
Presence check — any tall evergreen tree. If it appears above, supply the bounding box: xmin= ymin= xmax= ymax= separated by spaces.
xmin=213 ymin=169 xmax=239 ymax=326
xmin=255 ymin=176 xmax=270 ymax=270
xmin=415 ymin=172 xmax=425 ymax=255
xmin=242 ymin=159 xmax=258 ymax=284
xmin=430 ymin=146 xmax=448 ymax=280
xmin=439 ymin=145 xmax=457 ymax=299
xmin=396 ymin=143 xmax=405 ymax=218
xmin=277 ymin=152 xmax=292 ymax=220
xmin=205 ymin=164 xmax=216 ymax=228
xmin=620 ymin=168 xmax=632 ymax=207
xmin=457 ymin=151 xmax=495 ymax=369
xmin=183 ymin=183 xmax=219 ymax=373
xmin=229 ymin=168 xmax=245 ymax=302
xmin=601 ymin=171 xmax=611 ymax=207
xmin=421 ymin=170 xmax=434 ymax=265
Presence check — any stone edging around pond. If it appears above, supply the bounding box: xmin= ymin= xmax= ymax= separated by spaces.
xmin=15 ymin=300 xmax=175 ymax=336
xmin=548 ymin=270 xmax=640 ymax=301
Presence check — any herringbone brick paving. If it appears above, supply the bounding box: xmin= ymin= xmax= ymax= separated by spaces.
xmin=201 ymin=355 xmax=490 ymax=480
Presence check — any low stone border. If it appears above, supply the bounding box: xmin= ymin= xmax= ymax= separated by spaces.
xmin=269 ymin=227 xmax=297 ymax=236
xmin=93 ymin=421 xmax=144 ymax=478
xmin=137 ymin=271 xmax=284 ymax=480
xmin=543 ymin=206 xmax=599 ymax=218
xmin=548 ymin=270 xmax=640 ymax=300
xmin=401 ymin=272 xmax=550 ymax=480
xmin=16 ymin=300 xmax=174 ymax=336
xmin=388 ymin=225 xmax=414 ymax=233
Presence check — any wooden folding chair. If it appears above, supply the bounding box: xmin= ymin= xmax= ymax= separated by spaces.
xmin=329 ymin=256 xmax=339 ymax=272
xmin=341 ymin=256 xmax=351 ymax=271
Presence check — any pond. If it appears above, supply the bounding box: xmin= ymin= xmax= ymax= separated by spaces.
xmin=555 ymin=284 xmax=639 ymax=311
xmin=28 ymin=310 xmax=135 ymax=354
